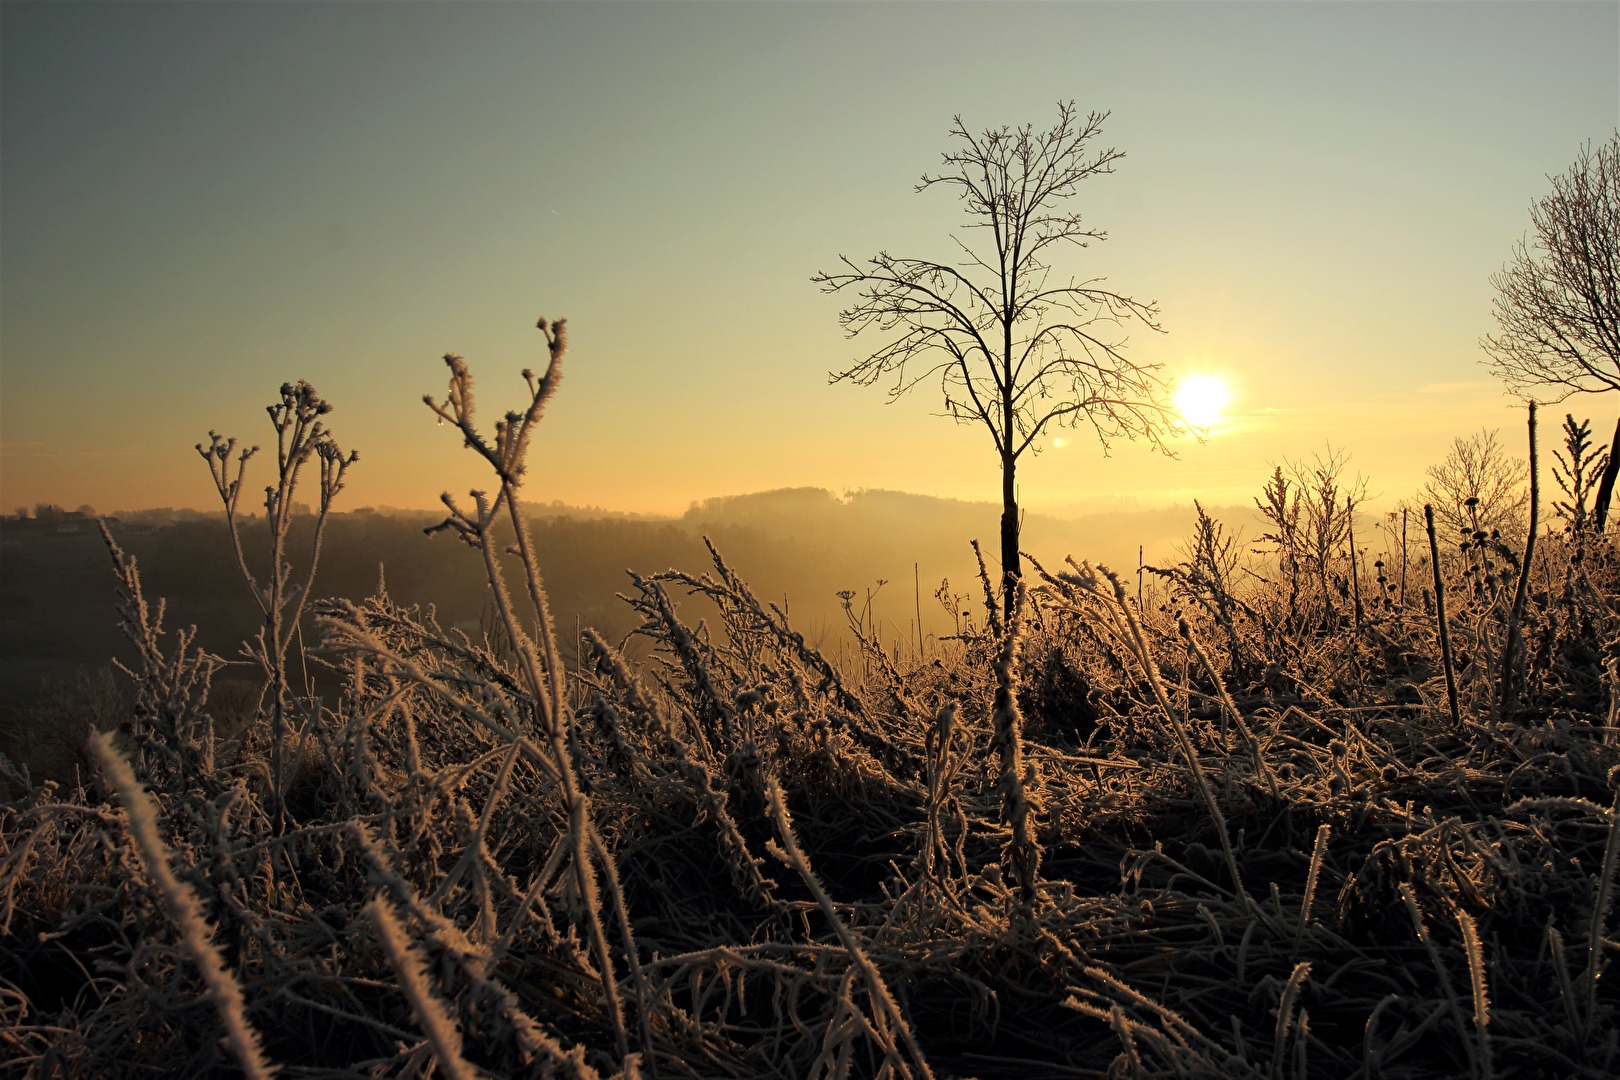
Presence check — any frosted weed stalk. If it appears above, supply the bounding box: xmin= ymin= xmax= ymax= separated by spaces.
xmin=197 ymin=380 xmax=357 ymax=829
xmin=331 ymin=318 xmax=646 ymax=1064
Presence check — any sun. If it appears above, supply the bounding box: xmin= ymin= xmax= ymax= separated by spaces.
xmin=1173 ymin=373 xmax=1231 ymax=429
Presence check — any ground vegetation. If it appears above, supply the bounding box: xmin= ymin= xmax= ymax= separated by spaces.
xmin=2 ymin=324 xmax=1619 ymax=1079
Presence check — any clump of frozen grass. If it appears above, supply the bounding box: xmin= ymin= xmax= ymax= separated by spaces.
xmin=86 ymin=731 xmax=275 ymax=1080
xmin=365 ymin=894 xmax=477 ymax=1080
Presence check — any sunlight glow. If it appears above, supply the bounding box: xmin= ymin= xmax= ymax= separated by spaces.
xmin=1173 ymin=373 xmax=1231 ymax=430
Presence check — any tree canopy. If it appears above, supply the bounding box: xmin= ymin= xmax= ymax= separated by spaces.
xmin=815 ymin=102 xmax=1170 ymax=615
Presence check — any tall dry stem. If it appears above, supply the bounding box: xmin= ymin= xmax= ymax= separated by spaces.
xmin=1500 ymin=402 xmax=1540 ymax=715
xmin=422 ymin=318 xmax=638 ymax=1064
xmin=1426 ymin=505 xmax=1463 ymax=728
xmin=990 ymin=580 xmax=1042 ymax=909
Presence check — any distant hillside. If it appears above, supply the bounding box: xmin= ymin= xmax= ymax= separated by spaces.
xmin=0 ymin=491 xmax=1255 ymax=719
xmin=682 ymin=486 xmax=1257 ymax=580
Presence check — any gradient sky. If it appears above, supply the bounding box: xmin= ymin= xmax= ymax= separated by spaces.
xmin=3 ymin=1 xmax=1617 ymax=518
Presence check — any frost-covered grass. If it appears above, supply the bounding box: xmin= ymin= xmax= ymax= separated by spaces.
xmin=3 ymin=327 xmax=1618 ymax=1079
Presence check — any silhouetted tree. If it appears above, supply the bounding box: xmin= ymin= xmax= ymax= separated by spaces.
xmin=816 ymin=102 xmax=1170 ymax=618
xmin=1485 ymin=133 xmax=1620 ymax=399
xmin=1483 ymin=134 xmax=1620 ymax=527
xmin=1419 ymin=428 xmax=1528 ymax=545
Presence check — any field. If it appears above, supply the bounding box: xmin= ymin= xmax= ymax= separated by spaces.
xmin=2 ymin=359 xmax=1618 ymax=1079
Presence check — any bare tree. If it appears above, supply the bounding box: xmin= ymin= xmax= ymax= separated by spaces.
xmin=1419 ymin=428 xmax=1529 ymax=546
xmin=1483 ymin=133 xmax=1619 ymax=401
xmin=815 ymin=102 xmax=1171 ymax=617
xmin=1481 ymin=134 xmax=1620 ymax=528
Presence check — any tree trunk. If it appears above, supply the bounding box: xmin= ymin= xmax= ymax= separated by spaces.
xmin=1001 ymin=451 xmax=1020 ymax=623
xmin=1593 ymin=415 xmax=1620 ymax=532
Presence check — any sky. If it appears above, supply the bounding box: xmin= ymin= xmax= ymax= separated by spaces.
xmin=2 ymin=1 xmax=1617 ymax=519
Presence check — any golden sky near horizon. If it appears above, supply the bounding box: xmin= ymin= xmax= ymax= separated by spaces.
xmin=2 ymin=2 xmax=1617 ymax=519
